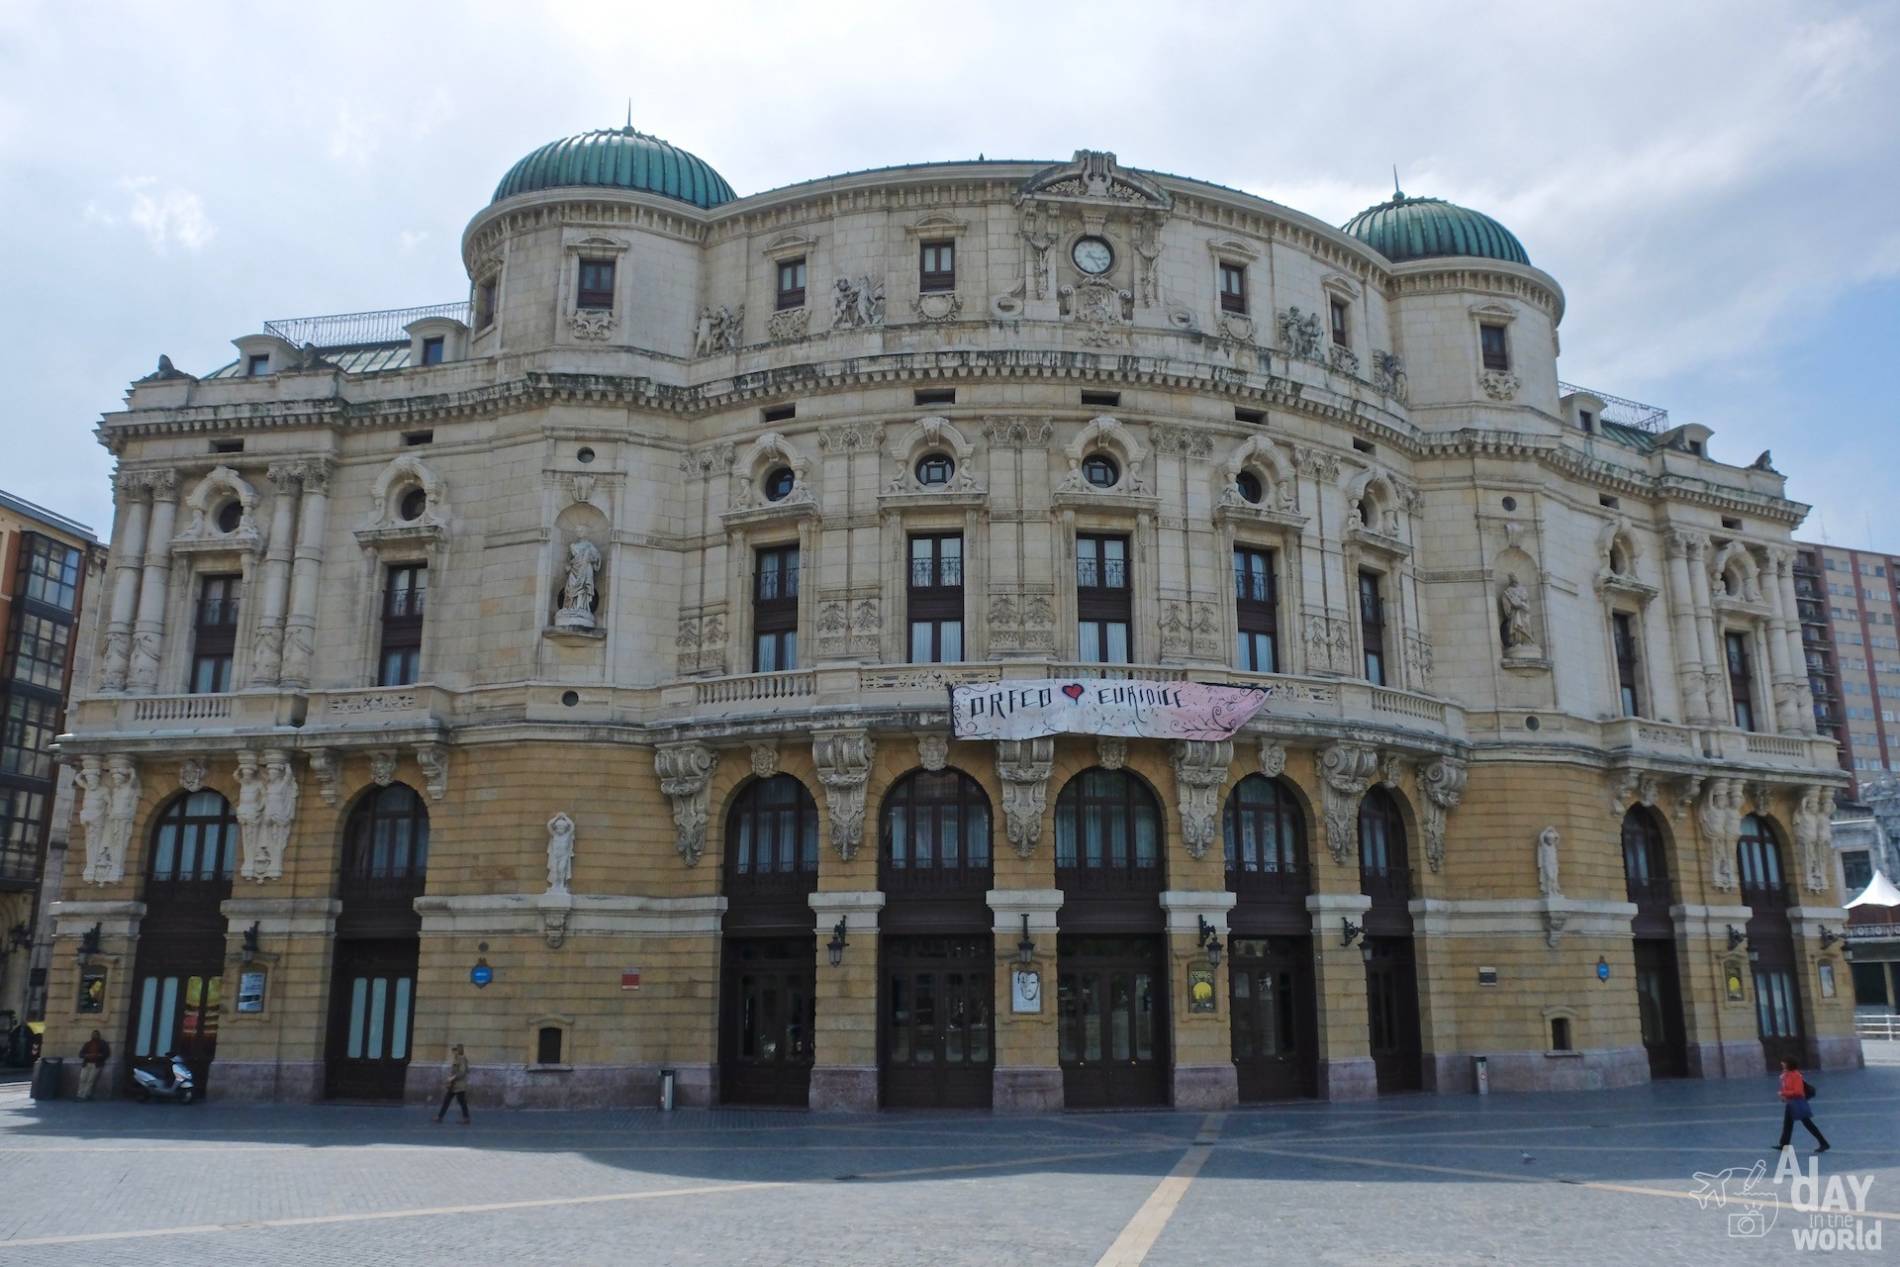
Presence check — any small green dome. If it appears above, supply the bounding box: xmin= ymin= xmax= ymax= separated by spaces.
xmin=1340 ymin=192 xmax=1529 ymax=266
xmin=493 ymin=126 xmax=735 ymax=210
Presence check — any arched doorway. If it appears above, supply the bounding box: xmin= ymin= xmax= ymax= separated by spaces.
xmin=127 ymin=791 xmax=237 ymax=1092
xmin=1224 ymin=774 xmax=1317 ymax=1101
xmin=1621 ymin=806 xmax=1687 ymax=1078
xmin=1739 ymin=813 xmax=1804 ymax=1071
xmin=325 ymin=783 xmax=428 ymax=1100
xmin=1054 ymin=768 xmax=1169 ymax=1108
xmin=719 ymin=774 xmax=818 ymax=1106
xmin=1359 ymin=787 xmax=1421 ymax=1093
xmin=877 ymin=769 xmax=994 ymax=1108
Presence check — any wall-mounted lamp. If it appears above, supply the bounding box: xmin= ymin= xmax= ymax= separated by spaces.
xmin=826 ymin=918 xmax=849 ymax=968
xmin=1197 ymin=916 xmax=1223 ymax=970
xmin=1818 ymin=925 xmax=1839 ymax=950
xmin=0 ymin=922 xmax=29 ymax=963
xmin=1017 ymin=914 xmax=1036 ymax=967
xmin=1341 ymin=918 xmax=1364 ymax=949
xmin=241 ymin=921 xmax=262 ymax=964
xmin=1726 ymin=924 xmax=1747 ymax=952
xmin=74 ymin=922 xmax=102 ymax=966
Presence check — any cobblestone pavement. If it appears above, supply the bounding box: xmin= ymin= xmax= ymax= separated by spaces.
xmin=0 ymin=1066 xmax=1895 ymax=1266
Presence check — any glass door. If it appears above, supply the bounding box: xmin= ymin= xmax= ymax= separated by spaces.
xmin=325 ymin=939 xmax=418 ymax=1100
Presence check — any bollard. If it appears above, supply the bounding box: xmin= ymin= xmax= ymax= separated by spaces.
xmin=659 ymin=1067 xmax=676 ymax=1111
xmin=1473 ymin=1054 xmax=1489 ymax=1095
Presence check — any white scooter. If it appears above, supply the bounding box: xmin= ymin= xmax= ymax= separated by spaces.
xmin=130 ymin=1053 xmax=197 ymax=1104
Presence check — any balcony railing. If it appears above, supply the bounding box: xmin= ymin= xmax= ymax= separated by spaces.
xmin=130 ymin=693 xmax=234 ymax=723
xmin=1559 ymin=382 xmax=1670 ymax=433
xmin=263 ymin=301 xmax=470 ymax=349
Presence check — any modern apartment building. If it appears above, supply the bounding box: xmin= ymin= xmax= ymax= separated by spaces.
xmin=1795 ymin=542 xmax=1900 ymax=788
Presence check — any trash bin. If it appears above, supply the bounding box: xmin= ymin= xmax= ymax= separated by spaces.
xmin=31 ymin=1057 xmax=63 ymax=1101
xmin=659 ymin=1068 xmax=676 ymax=1111
xmin=1473 ymin=1055 xmax=1489 ymax=1096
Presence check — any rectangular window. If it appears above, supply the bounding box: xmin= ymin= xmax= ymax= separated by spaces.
xmin=775 ymin=257 xmax=807 ymax=310
xmin=246 ymin=354 xmax=270 ymax=377
xmin=1076 ymin=534 xmax=1131 ymax=664
xmin=919 ymin=240 xmax=955 ymax=292
xmin=1329 ymin=296 xmax=1349 ymax=346
xmin=1219 ymin=263 xmax=1247 ymax=314
xmin=1359 ymin=570 xmax=1387 ymax=685
xmin=190 ymin=574 xmax=241 ymax=695
xmin=0 ymin=786 xmax=47 ymax=883
xmin=475 ymin=279 xmax=498 ymax=329
xmin=753 ymin=544 xmax=800 ymax=671
xmin=378 ymin=563 xmax=427 ymax=687
xmin=1480 ymin=323 xmax=1510 ymax=371
xmin=420 ymin=337 xmax=445 ymax=366
xmin=0 ymin=694 xmax=58 ymax=781
xmin=1612 ymin=612 xmax=1642 ymax=717
xmin=20 ymin=536 xmax=82 ymax=613
xmin=1725 ymin=630 xmax=1756 ymax=731
xmin=907 ymin=534 xmax=964 ymax=664
xmin=4 ymin=611 xmax=72 ymax=692
xmin=577 ymin=258 xmax=615 ymax=310
xmin=1233 ymin=546 xmax=1278 ymax=673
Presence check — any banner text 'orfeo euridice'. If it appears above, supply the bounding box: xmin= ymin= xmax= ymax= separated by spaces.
xmin=948 ymin=678 xmax=1268 ymax=742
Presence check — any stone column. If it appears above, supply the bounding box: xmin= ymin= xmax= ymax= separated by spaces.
xmin=1306 ymin=890 xmax=1376 ymax=1100
xmin=1158 ymin=889 xmax=1237 ymax=1109
xmin=128 ymin=471 xmax=178 ymax=692
xmin=1663 ymin=532 xmax=1706 ymax=724
xmin=252 ymin=465 xmax=303 ymax=686
xmin=807 ymin=890 xmax=883 ymax=1111
xmin=986 ymin=888 xmax=1064 ymax=1110
xmin=1771 ymin=551 xmax=1816 ymax=734
xmin=101 ymin=475 xmax=151 ymax=691
xmin=1759 ymin=610 xmax=1794 ymax=733
xmin=280 ymin=461 xmax=331 ymax=690
xmin=1685 ymin=535 xmax=1725 ymax=724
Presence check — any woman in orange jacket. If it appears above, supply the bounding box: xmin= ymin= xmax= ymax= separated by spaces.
xmin=1775 ymin=1058 xmax=1829 ymax=1153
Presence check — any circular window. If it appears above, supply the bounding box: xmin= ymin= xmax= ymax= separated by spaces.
xmin=1081 ymin=454 xmax=1120 ymax=489
xmin=763 ymin=466 xmax=796 ymax=503
xmin=915 ymin=452 xmax=954 ymax=487
xmin=1236 ymin=471 xmax=1264 ymax=505
xmin=399 ymin=487 xmax=428 ymax=522
xmin=576 ymin=446 xmax=596 ymax=465
xmin=215 ymin=500 xmax=243 ymax=534
xmin=1525 ymin=715 xmax=1541 ymax=732
xmin=561 ymin=690 xmax=580 ymax=707
xmin=1502 ymin=496 xmax=1518 ymax=512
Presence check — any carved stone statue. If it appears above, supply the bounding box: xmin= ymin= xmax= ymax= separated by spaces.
xmin=256 ymin=754 xmax=297 ymax=881
xmin=1500 ymin=573 xmax=1536 ymax=653
xmin=546 ymin=812 xmax=576 ymax=894
xmin=100 ymin=759 xmax=140 ymax=886
xmin=234 ymin=755 xmax=265 ymax=876
xmin=555 ymin=539 xmax=602 ymax=630
xmin=693 ymin=305 xmax=744 ymax=355
xmin=1536 ymin=826 xmax=1562 ymax=898
xmin=1277 ymin=307 xmax=1323 ymax=360
xmin=78 ymin=761 xmax=110 ymax=884
xmin=831 ymin=276 xmax=885 ymax=330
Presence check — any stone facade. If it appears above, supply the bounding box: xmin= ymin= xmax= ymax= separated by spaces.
xmin=40 ymin=143 xmax=1856 ymax=1107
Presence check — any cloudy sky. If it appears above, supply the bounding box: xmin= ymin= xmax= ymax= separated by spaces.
xmin=2 ymin=0 xmax=1896 ymax=549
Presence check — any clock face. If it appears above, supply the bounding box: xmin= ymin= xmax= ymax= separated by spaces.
xmin=1071 ymin=236 xmax=1114 ymax=275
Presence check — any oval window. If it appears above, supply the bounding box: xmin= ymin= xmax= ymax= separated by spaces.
xmin=399 ymin=487 xmax=428 ymax=522
xmin=1082 ymin=454 xmax=1120 ymax=489
xmin=1236 ymin=471 xmax=1263 ymax=505
xmin=215 ymin=500 xmax=243 ymax=534
xmin=763 ymin=466 xmax=796 ymax=503
xmin=915 ymin=453 xmax=954 ymax=487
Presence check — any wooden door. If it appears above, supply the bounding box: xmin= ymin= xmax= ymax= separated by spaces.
xmin=325 ymin=939 xmax=419 ymax=1101
xmin=1229 ymin=935 xmax=1317 ymax=1101
xmin=127 ymin=952 xmax=225 ymax=1089
xmin=881 ymin=935 xmax=994 ymax=1108
xmin=719 ymin=937 xmax=815 ymax=1106
xmin=1057 ymin=936 xmax=1168 ymax=1108
xmin=1633 ymin=939 xmax=1688 ymax=1078
xmin=1364 ymin=937 xmax=1422 ymax=1093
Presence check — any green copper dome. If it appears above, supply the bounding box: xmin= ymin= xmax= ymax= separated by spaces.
xmin=1340 ymin=192 xmax=1529 ymax=266
xmin=492 ymin=126 xmax=735 ymax=210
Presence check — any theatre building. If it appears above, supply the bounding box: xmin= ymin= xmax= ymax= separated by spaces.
xmin=41 ymin=129 xmax=1859 ymax=1107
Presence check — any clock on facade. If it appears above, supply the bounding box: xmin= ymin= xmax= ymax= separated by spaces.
xmin=1071 ymin=236 xmax=1114 ymax=275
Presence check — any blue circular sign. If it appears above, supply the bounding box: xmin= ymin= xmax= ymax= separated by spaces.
xmin=471 ymin=963 xmax=494 ymax=988
xmin=1596 ymin=959 xmax=1610 ymax=982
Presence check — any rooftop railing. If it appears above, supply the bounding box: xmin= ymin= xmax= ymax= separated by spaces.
xmin=1559 ymin=381 xmax=1670 ymax=433
xmin=263 ymin=302 xmax=470 ymax=349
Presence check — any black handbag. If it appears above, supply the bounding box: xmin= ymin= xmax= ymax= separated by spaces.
xmin=1802 ymin=1078 xmax=1816 ymax=1099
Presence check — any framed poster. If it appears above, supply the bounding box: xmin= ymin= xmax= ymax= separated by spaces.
xmin=1724 ymin=962 xmax=1746 ymax=1003
xmin=1819 ymin=961 xmax=1837 ymax=999
xmin=76 ymin=968 xmax=107 ymax=1015
xmin=1187 ymin=967 xmax=1217 ymax=1014
xmin=1010 ymin=969 xmax=1042 ymax=1013
xmin=237 ymin=970 xmax=268 ymax=1014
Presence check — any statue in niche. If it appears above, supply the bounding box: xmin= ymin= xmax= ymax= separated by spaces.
xmin=1499 ymin=573 xmax=1537 ymax=654
xmin=555 ymin=539 xmax=602 ymax=630
xmin=78 ymin=765 xmax=109 ymax=883
xmin=1536 ymin=826 xmax=1562 ymax=898
xmin=546 ymin=812 xmax=576 ymax=894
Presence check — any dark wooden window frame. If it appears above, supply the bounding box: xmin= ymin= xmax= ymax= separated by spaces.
xmin=919 ymin=240 xmax=956 ymax=293
xmin=1223 ymin=774 xmax=1306 ymax=891
xmin=907 ymin=534 xmax=964 ymax=665
xmin=148 ymin=790 xmax=238 ymax=884
xmin=1358 ymin=569 xmax=1388 ymax=685
xmin=775 ymin=257 xmax=807 ymax=310
xmin=340 ymin=784 xmax=432 ymax=886
xmin=1329 ymin=296 xmax=1350 ymax=346
xmin=1480 ymin=322 xmax=1510 ymax=371
xmin=377 ymin=563 xmax=427 ymax=688
xmin=1076 ymin=534 xmax=1132 ymax=664
xmin=1054 ymin=768 xmax=1164 ymax=893
xmin=190 ymin=573 xmax=241 ymax=695
xmin=1219 ymin=262 xmax=1247 ymax=314
xmin=1737 ymin=813 xmax=1787 ymax=906
xmin=753 ymin=544 xmax=800 ymax=672
xmin=1612 ymin=611 xmax=1643 ymax=717
xmin=576 ymin=258 xmax=616 ymax=311
xmin=1725 ymin=629 xmax=1756 ymax=731
xmin=1357 ymin=787 xmax=1410 ymax=907
xmin=879 ymin=769 xmax=992 ymax=895
xmin=725 ymin=775 xmax=820 ymax=900
xmin=1234 ymin=545 xmax=1279 ymax=673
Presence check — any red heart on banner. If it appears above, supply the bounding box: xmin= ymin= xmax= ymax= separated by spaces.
xmin=1061 ymin=683 xmax=1085 ymax=701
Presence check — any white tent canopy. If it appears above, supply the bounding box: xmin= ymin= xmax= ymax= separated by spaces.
xmin=1845 ymin=870 xmax=1900 ymax=909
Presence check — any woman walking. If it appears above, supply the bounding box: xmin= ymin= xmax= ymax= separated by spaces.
xmin=1775 ymin=1058 xmax=1828 ymax=1153
xmin=435 ymin=1043 xmax=471 ymax=1124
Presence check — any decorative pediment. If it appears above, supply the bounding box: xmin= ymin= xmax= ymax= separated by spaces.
xmin=1708 ymin=540 xmax=1766 ymax=606
xmin=1343 ymin=464 xmax=1410 ymax=547
xmin=1215 ymin=434 xmax=1300 ymax=519
xmin=174 ymin=465 xmax=264 ymax=555
xmin=1596 ymin=518 xmax=1657 ymax=602
xmin=904 ymin=212 xmax=969 ymax=239
xmin=1054 ymin=416 xmax=1155 ymax=503
xmin=1206 ymin=237 xmax=1259 ymax=264
xmin=1320 ymin=272 xmax=1361 ymax=301
xmin=357 ymin=453 xmax=448 ymax=547
xmin=1016 ymin=150 xmax=1173 ymax=210
xmin=881 ymin=415 xmax=986 ymax=503
xmin=725 ymin=431 xmax=820 ymax=523
xmin=1468 ymin=300 xmax=1517 ymax=324
xmin=761 ymin=232 xmax=817 ymax=262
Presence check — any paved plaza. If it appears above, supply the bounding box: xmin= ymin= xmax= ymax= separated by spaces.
xmin=0 ymin=1064 xmax=1895 ymax=1266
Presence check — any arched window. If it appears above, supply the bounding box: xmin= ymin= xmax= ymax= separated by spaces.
xmin=1621 ymin=807 xmax=1669 ymax=902
xmin=341 ymin=784 xmax=430 ymax=886
xmin=726 ymin=775 xmax=819 ymax=895
xmin=148 ymin=791 xmax=238 ymax=882
xmin=880 ymin=769 xmax=991 ymax=892
xmin=1358 ymin=787 xmax=1409 ymax=901
xmin=1055 ymin=768 xmax=1162 ymax=892
xmin=1223 ymin=775 xmax=1307 ymax=896
xmin=1737 ymin=814 xmax=1785 ymax=902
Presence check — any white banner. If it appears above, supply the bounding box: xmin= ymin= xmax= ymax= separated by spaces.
xmin=949 ymin=678 xmax=1268 ymax=742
